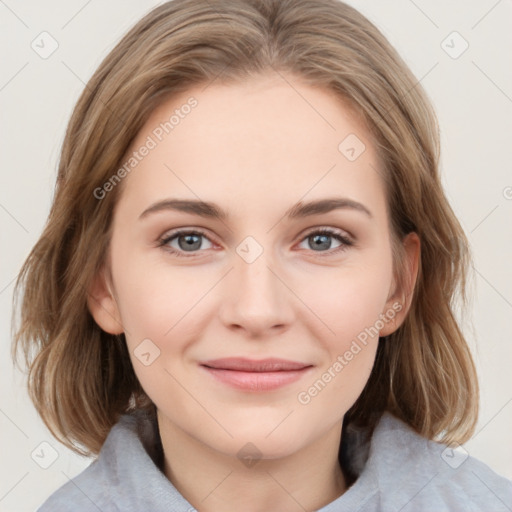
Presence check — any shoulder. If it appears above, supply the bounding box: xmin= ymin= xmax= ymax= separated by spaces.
xmin=37 ymin=410 xmax=191 ymax=512
xmin=36 ymin=459 xmax=113 ymax=512
xmin=367 ymin=412 xmax=512 ymax=512
xmin=36 ymin=412 xmax=156 ymax=512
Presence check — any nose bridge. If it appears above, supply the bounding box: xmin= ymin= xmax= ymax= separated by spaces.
xmin=219 ymin=235 xmax=294 ymax=333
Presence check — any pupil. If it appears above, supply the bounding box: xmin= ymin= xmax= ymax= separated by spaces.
xmin=179 ymin=234 xmax=201 ymax=251
xmin=176 ymin=233 xmax=332 ymax=252
xmin=311 ymin=234 xmax=330 ymax=251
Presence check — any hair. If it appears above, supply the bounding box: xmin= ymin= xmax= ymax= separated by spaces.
xmin=12 ymin=0 xmax=478 ymax=457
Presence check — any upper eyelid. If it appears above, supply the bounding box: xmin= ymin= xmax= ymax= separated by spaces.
xmin=159 ymin=228 xmax=353 ymax=261
xmin=301 ymin=226 xmax=352 ymax=239
xmin=160 ymin=227 xmax=215 ymax=243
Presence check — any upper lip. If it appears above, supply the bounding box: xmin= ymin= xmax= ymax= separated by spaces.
xmin=200 ymin=358 xmax=312 ymax=372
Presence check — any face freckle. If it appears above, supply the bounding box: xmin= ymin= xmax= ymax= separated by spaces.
xmin=104 ymin=72 xmax=402 ymax=461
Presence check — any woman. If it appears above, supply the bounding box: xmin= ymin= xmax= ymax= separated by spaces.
xmin=12 ymin=0 xmax=512 ymax=510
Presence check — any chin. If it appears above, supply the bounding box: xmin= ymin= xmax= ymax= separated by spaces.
xmin=214 ymin=435 xmax=304 ymax=463
xmin=222 ymin=422 xmax=307 ymax=459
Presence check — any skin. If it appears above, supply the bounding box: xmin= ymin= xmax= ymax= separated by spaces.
xmin=88 ymin=71 xmax=419 ymax=512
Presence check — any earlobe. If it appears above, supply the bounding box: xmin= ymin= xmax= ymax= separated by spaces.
xmin=380 ymin=232 xmax=421 ymax=337
xmin=86 ymin=266 xmax=124 ymax=335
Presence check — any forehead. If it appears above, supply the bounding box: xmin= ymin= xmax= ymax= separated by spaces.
xmin=115 ymin=74 xmax=387 ymax=223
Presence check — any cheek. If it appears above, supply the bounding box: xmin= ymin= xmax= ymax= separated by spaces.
xmin=112 ymin=250 xmax=213 ymax=342
xmin=291 ymin=255 xmax=393 ymax=409
xmin=295 ymin=259 xmax=393 ymax=346
xmin=292 ymin=263 xmax=391 ymax=417
xmin=110 ymin=256 xmax=212 ymax=404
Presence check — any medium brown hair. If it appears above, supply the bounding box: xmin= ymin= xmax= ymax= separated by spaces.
xmin=12 ymin=0 xmax=478 ymax=456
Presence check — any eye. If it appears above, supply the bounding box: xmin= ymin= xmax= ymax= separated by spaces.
xmin=158 ymin=229 xmax=215 ymax=257
xmin=158 ymin=227 xmax=353 ymax=258
xmin=297 ymin=228 xmax=353 ymax=255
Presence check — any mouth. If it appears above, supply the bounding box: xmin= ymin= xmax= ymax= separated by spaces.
xmin=199 ymin=357 xmax=314 ymax=392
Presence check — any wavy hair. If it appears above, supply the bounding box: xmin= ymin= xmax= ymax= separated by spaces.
xmin=12 ymin=0 xmax=478 ymax=456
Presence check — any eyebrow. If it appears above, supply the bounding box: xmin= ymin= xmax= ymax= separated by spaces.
xmin=138 ymin=197 xmax=373 ymax=221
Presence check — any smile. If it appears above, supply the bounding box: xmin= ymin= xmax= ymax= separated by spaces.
xmin=199 ymin=357 xmax=314 ymax=391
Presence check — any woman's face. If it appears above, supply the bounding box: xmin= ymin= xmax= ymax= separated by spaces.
xmin=90 ymin=72 xmax=415 ymax=460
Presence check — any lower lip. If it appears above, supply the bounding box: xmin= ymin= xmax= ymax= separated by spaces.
xmin=200 ymin=366 xmax=313 ymax=391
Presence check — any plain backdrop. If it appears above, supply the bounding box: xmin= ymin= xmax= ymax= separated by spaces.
xmin=1 ymin=1 xmax=511 ymax=510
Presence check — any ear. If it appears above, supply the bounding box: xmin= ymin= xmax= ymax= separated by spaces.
xmin=86 ymin=265 xmax=124 ymax=335
xmin=379 ymin=232 xmax=420 ymax=337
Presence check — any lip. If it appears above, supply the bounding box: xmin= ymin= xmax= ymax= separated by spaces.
xmin=199 ymin=357 xmax=314 ymax=392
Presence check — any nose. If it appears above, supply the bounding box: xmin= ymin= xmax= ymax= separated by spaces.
xmin=218 ymin=246 xmax=295 ymax=338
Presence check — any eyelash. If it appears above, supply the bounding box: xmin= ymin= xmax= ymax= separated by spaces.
xmin=157 ymin=227 xmax=353 ymax=258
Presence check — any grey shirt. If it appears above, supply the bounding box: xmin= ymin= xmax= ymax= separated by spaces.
xmin=38 ymin=410 xmax=512 ymax=511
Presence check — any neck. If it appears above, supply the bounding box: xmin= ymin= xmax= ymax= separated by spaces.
xmin=157 ymin=412 xmax=347 ymax=512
